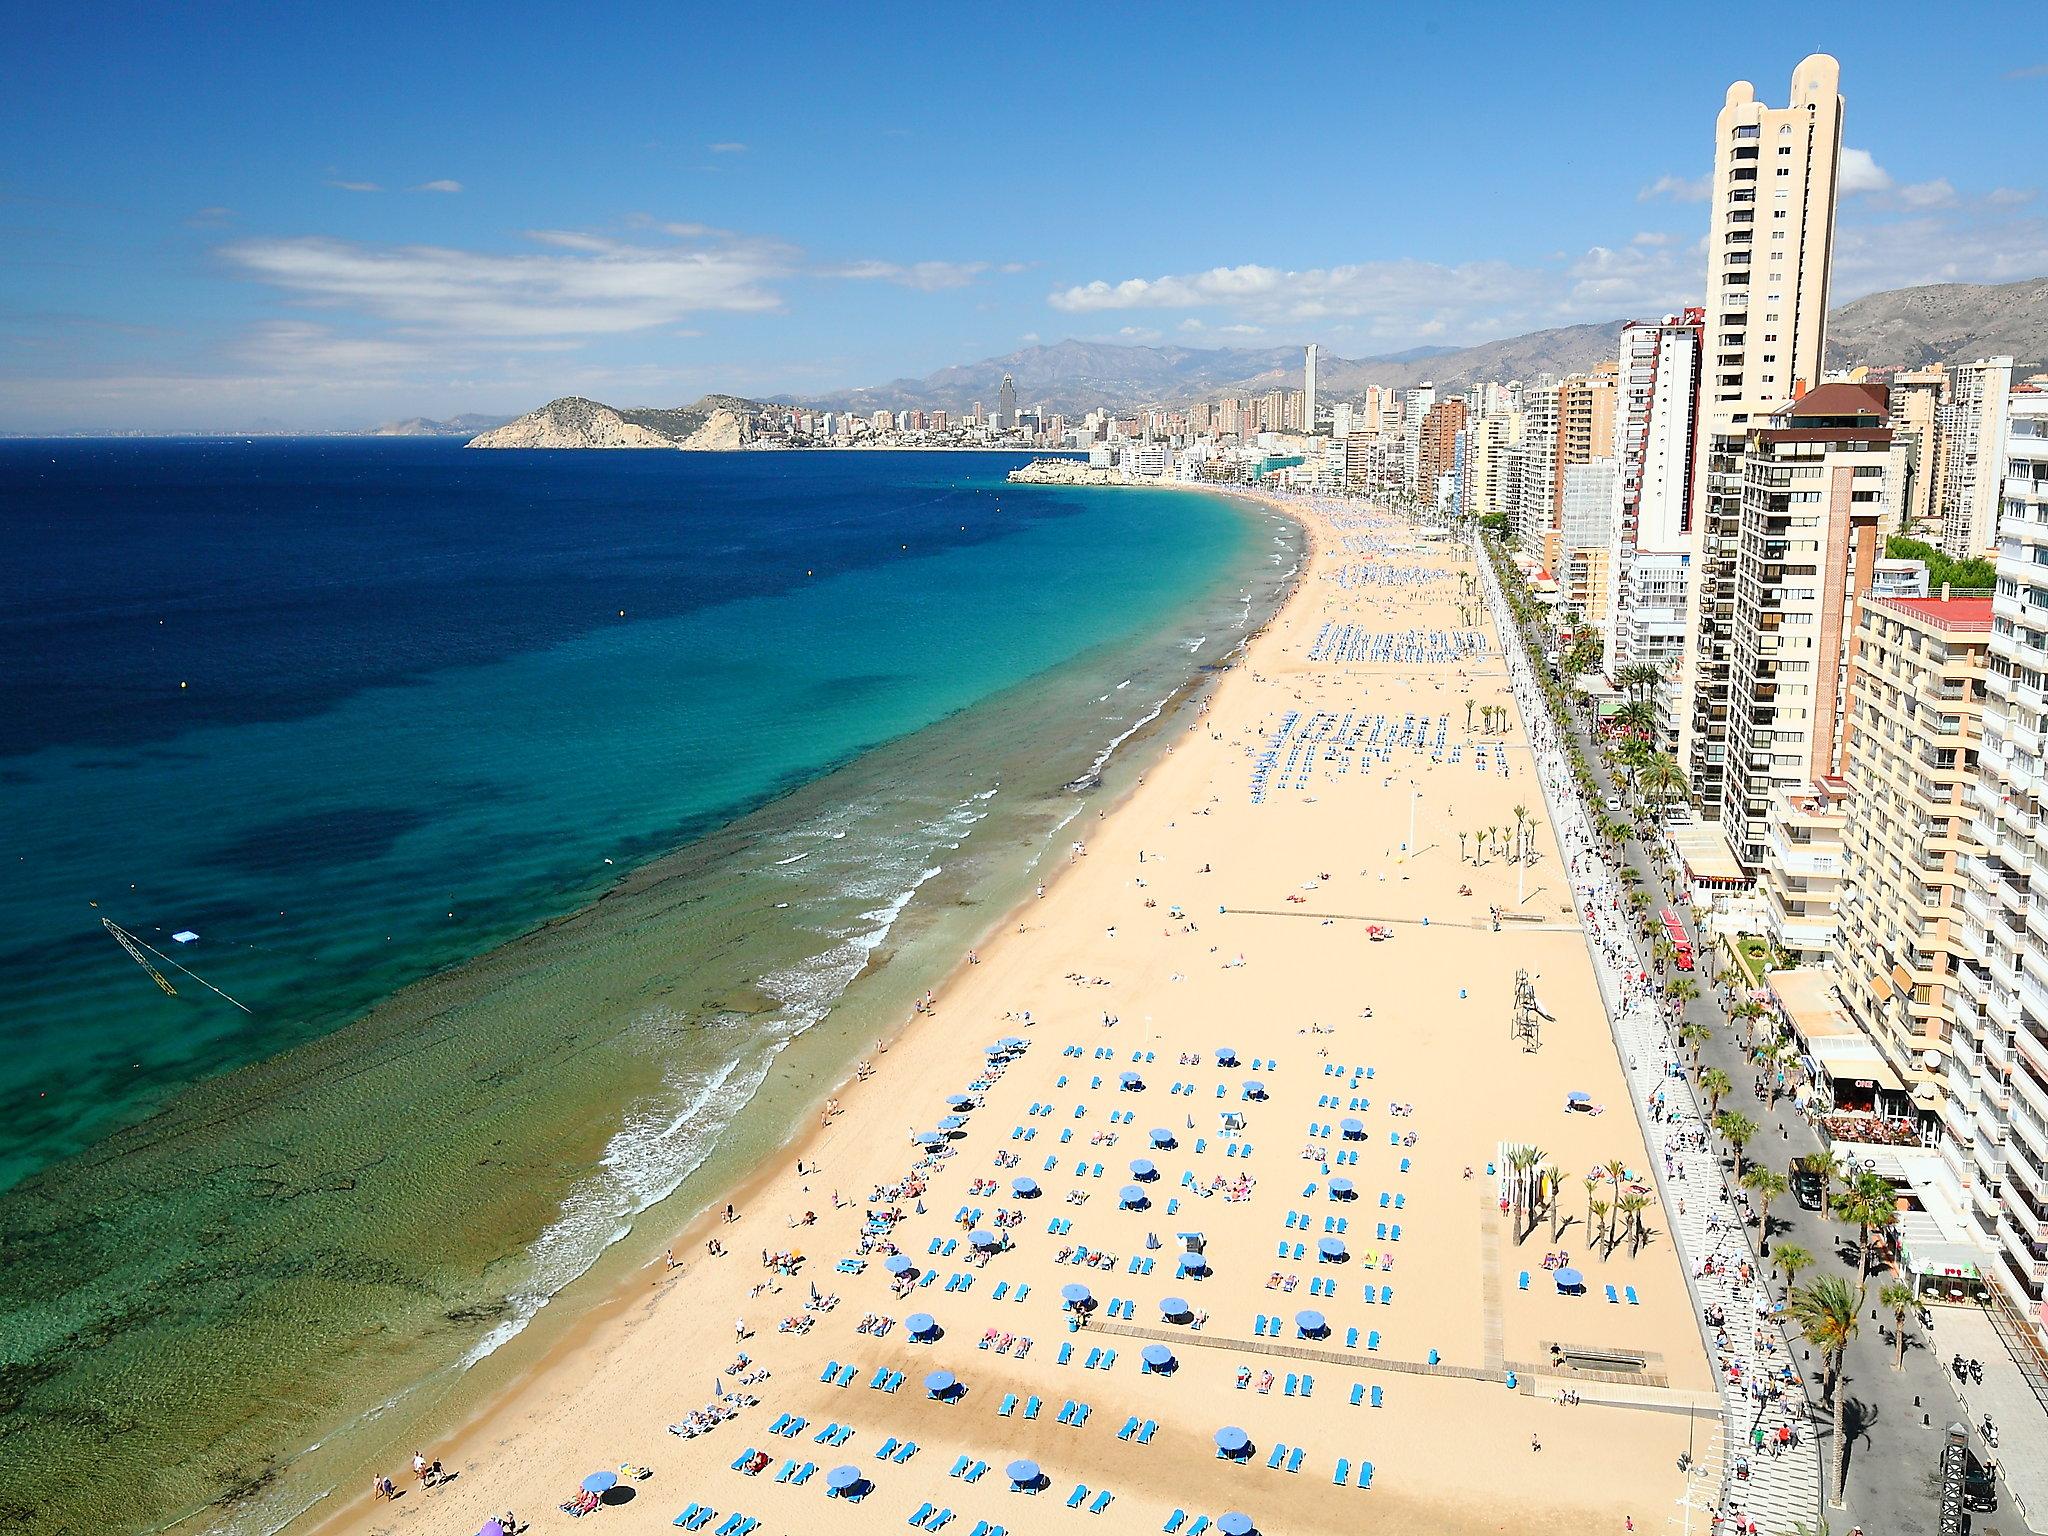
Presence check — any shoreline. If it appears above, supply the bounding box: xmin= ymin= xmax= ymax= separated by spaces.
xmin=223 ymin=484 xmax=1299 ymax=1536
xmin=299 ymin=489 xmax=1712 ymax=1536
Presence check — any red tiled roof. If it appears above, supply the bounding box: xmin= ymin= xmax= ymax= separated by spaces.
xmin=1868 ymin=594 xmax=1995 ymax=630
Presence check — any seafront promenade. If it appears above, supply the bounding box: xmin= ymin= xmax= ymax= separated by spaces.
xmin=324 ymin=496 xmax=1716 ymax=1536
xmin=1477 ymin=537 xmax=1824 ymax=1535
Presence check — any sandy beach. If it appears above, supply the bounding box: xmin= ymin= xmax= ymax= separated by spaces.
xmin=317 ymin=495 xmax=1715 ymax=1536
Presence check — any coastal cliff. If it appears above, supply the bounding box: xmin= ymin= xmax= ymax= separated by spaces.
xmin=467 ymin=395 xmax=755 ymax=450
xmin=1006 ymin=457 xmax=1118 ymax=486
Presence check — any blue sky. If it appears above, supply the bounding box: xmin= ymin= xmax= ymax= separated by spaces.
xmin=3 ymin=1 xmax=2045 ymax=430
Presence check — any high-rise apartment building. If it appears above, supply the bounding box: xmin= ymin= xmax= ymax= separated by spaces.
xmin=1556 ymin=364 xmax=1619 ymax=510
xmin=1721 ymin=382 xmax=1891 ymax=868
xmin=1402 ymin=385 xmax=1435 ymax=495
xmin=1463 ymin=409 xmax=1524 ymax=526
xmin=1889 ymin=367 xmax=1949 ymax=538
xmin=1681 ymin=55 xmax=1844 ymax=818
xmin=1939 ymin=357 xmax=2016 ymax=559
xmin=997 ymin=374 xmax=1018 ymax=431
xmin=1959 ymin=386 xmax=2048 ymax=1335
xmin=1514 ymin=377 xmax=1561 ymax=555
xmin=1607 ymin=313 xmax=1705 ymax=741
xmin=1560 ymin=457 xmax=1619 ymax=637
xmin=1418 ymin=398 xmax=1467 ymax=506
xmin=1303 ymin=344 xmax=1318 ymax=435
xmin=1836 ymin=590 xmax=1992 ymax=1151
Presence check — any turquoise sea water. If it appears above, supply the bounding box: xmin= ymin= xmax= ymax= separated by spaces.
xmin=0 ymin=442 xmax=1298 ymax=1534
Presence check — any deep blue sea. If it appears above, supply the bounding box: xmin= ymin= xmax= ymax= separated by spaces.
xmin=0 ymin=439 xmax=1294 ymax=1535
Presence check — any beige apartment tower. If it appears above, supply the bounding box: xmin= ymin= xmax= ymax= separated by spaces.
xmin=1681 ymin=55 xmax=1844 ymax=818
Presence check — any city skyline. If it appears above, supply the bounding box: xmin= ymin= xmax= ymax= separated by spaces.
xmin=5 ymin=3 xmax=2048 ymax=431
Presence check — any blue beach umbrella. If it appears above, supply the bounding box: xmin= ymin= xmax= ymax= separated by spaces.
xmin=1554 ymin=1267 xmax=1585 ymax=1292
xmin=1060 ymin=1282 xmax=1093 ymax=1306
xmin=924 ymin=1369 xmax=956 ymax=1397
xmin=1148 ymin=1128 xmax=1175 ymax=1149
xmin=1160 ymin=1296 xmax=1191 ymax=1320
xmin=883 ymin=1254 xmax=914 ymax=1276
xmin=938 ymin=1115 xmax=966 ymax=1131
xmin=826 ymin=1466 xmax=860 ymax=1492
xmin=970 ymin=1229 xmax=999 ymax=1249
xmin=913 ymin=1131 xmax=943 ymax=1146
xmin=1119 ymin=1071 xmax=1142 ymax=1088
xmin=999 ymin=1035 xmax=1026 ymax=1049
xmin=985 ymin=1045 xmax=1006 ymax=1058
xmin=581 ymin=1472 xmax=618 ymax=1494
xmin=1340 ymin=1117 xmax=1365 ymax=1138
xmin=1129 ymin=1158 xmax=1157 ymax=1179
xmin=1214 ymin=1426 xmax=1249 ymax=1455
xmin=1242 ymin=1080 xmax=1266 ymax=1099
xmin=1318 ymin=1236 xmax=1347 ymax=1261
xmin=1119 ymin=1185 xmax=1147 ymax=1209
xmin=945 ymin=1094 xmax=974 ymax=1109
xmin=1219 ymin=1514 xmax=1254 ymax=1536
xmin=1007 ymin=1459 xmax=1041 ymax=1490
xmin=1141 ymin=1343 xmax=1174 ymax=1369
xmin=1216 ymin=1047 xmax=1240 ymax=1066
xmin=905 ymin=1311 xmax=937 ymax=1338
xmin=1179 ymin=1251 xmax=1211 ymax=1275
xmin=1011 ymin=1177 xmax=1039 ymax=1197
xmin=1295 ymin=1309 xmax=1326 ymax=1336
xmin=1329 ymin=1177 xmax=1355 ymax=1197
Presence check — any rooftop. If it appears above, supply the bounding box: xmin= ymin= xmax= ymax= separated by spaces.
xmin=1861 ymin=592 xmax=1995 ymax=633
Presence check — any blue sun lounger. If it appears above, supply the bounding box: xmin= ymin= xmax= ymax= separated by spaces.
xmin=1066 ymin=1486 xmax=1090 ymax=1510
xmin=1089 ymin=1490 xmax=1114 ymax=1514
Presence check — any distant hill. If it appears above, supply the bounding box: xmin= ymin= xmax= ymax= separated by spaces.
xmin=469 ymin=276 xmax=2048 ymax=440
xmin=1824 ymin=276 xmax=2048 ymax=371
xmin=372 ymin=413 xmax=511 ymax=437
xmin=467 ymin=395 xmax=762 ymax=450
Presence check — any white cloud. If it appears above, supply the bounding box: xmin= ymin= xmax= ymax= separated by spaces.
xmin=1177 ymin=317 xmax=1205 ymax=331
xmin=185 ymin=205 xmax=234 ymax=228
xmin=222 ymin=230 xmax=789 ymax=336
xmin=1894 ymin=178 xmax=1959 ymax=210
xmin=708 ymin=141 xmax=748 ymax=154
xmin=1989 ymin=187 xmax=2041 ymax=207
xmin=1018 ymin=331 xmax=1039 ymax=343
xmin=1630 ymin=231 xmax=1680 ymax=248
xmin=409 ymin=179 xmax=463 ymax=194
xmin=1637 ymin=173 xmax=1709 ymax=204
xmin=1217 ymin=323 xmax=1265 ymax=336
xmin=2004 ymin=64 xmax=2048 ymax=80
xmin=1838 ymin=147 xmax=1892 ymax=197
xmin=827 ymin=259 xmax=990 ymax=291
xmin=326 ymin=179 xmax=382 ymax=193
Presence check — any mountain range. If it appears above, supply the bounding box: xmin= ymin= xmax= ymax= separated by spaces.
xmin=471 ymin=276 xmax=2048 ymax=445
xmin=780 ymin=276 xmax=2048 ymax=416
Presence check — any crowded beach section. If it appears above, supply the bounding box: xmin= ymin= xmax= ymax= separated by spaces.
xmin=330 ymin=493 xmax=1718 ymax=1536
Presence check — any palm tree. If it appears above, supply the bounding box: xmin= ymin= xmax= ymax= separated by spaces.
xmin=1544 ymin=1164 xmax=1568 ymax=1240
xmin=1833 ymin=1172 xmax=1901 ymax=1304
xmin=1879 ymin=1280 xmax=1916 ymax=1371
xmin=1678 ymin=1022 xmax=1712 ymax=1062
xmin=1602 ymin=1157 xmax=1629 ymax=1244
xmin=1771 ymin=1242 xmax=1814 ymax=1292
xmin=1787 ymin=1275 xmax=1860 ymax=1505
xmin=1742 ymin=1166 xmax=1789 ymax=1255
xmin=1714 ymin=1109 xmax=1759 ymax=1174
xmin=1618 ymin=1190 xmax=1652 ymax=1255
xmin=1583 ymin=1173 xmax=1602 ymax=1242
xmin=1611 ymin=698 xmax=1657 ymax=739
xmin=1666 ymin=976 xmax=1701 ymax=1009
xmin=1639 ymin=752 xmax=1685 ymax=812
xmin=1589 ymin=1197 xmax=1611 ymax=1254
xmin=1457 ymin=831 xmax=1468 ymax=863
xmin=1650 ymin=935 xmax=1676 ymax=975
xmin=1465 ymin=698 xmax=1475 ymax=732
xmin=1504 ymin=1143 xmax=1546 ymax=1241
xmin=1700 ymin=1067 xmax=1733 ymax=1117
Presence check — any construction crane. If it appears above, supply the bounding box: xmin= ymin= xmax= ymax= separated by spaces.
xmin=101 ymin=916 xmax=252 ymax=1013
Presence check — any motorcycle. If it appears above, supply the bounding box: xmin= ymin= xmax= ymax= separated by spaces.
xmin=1953 ymin=1353 xmax=1969 ymax=1381
xmin=1981 ymin=1414 xmax=1999 ymax=1449
xmin=1971 ymin=1357 xmax=1984 ymax=1384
